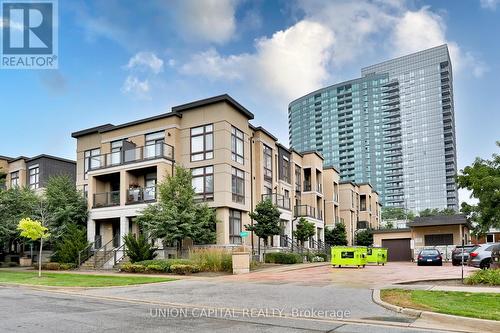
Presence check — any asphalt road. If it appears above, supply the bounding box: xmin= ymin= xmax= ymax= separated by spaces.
xmin=0 ymin=281 xmax=457 ymax=333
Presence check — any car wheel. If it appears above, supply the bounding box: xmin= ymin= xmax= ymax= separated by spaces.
xmin=480 ymin=259 xmax=491 ymax=270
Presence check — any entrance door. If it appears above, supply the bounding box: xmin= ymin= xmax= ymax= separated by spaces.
xmin=382 ymin=238 xmax=412 ymax=261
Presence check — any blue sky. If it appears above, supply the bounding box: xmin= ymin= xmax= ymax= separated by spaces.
xmin=1 ymin=0 xmax=499 ymax=204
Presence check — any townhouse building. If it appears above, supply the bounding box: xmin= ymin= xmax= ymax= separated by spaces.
xmin=0 ymin=154 xmax=76 ymax=191
xmin=72 ymin=95 xmax=353 ymax=252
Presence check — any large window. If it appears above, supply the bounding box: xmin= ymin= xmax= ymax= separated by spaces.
xmin=84 ymin=148 xmax=101 ymax=179
xmin=110 ymin=140 xmax=124 ymax=165
xmin=145 ymin=131 xmax=164 ymax=158
xmin=263 ymin=145 xmax=272 ymax=182
xmin=280 ymin=156 xmax=290 ymax=183
xmin=424 ymin=234 xmax=453 ymax=246
xmin=231 ymin=127 xmax=244 ymax=164
xmin=294 ymin=165 xmax=301 ymax=191
xmin=192 ymin=166 xmax=214 ymax=201
xmin=231 ymin=167 xmax=245 ymax=204
xmin=10 ymin=171 xmax=19 ymax=187
xmin=29 ymin=166 xmax=40 ymax=189
xmin=229 ymin=210 xmax=242 ymax=244
xmin=191 ymin=124 xmax=213 ymax=162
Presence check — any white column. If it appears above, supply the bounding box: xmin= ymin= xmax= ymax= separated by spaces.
xmin=119 ymin=216 xmax=129 ymax=247
xmin=87 ymin=218 xmax=96 ymax=244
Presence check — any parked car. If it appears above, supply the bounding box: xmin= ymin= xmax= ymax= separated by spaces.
xmin=451 ymin=245 xmax=477 ymax=266
xmin=417 ymin=249 xmax=443 ymax=266
xmin=490 ymin=244 xmax=500 ymax=270
xmin=468 ymin=243 xmax=500 ymax=269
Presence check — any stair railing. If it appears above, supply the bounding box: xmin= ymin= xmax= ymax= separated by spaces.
xmin=78 ymin=242 xmax=94 ymax=267
xmin=94 ymin=234 xmax=120 ymax=269
xmin=113 ymin=243 xmax=126 ymax=266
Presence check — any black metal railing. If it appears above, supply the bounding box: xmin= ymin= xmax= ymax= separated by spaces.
xmin=93 ymin=191 xmax=120 ymax=208
xmin=261 ymin=193 xmax=291 ymax=210
xmin=86 ymin=142 xmax=174 ymax=171
xmin=127 ymin=186 xmax=157 ymax=204
xmin=78 ymin=241 xmax=94 ymax=267
xmin=94 ymin=234 xmax=119 ymax=269
xmin=294 ymin=205 xmax=315 ymax=218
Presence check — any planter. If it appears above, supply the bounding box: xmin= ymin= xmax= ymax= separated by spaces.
xmin=232 ymin=252 xmax=250 ymax=274
xmin=19 ymin=257 xmax=32 ymax=267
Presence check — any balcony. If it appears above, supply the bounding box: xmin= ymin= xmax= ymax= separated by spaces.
xmin=93 ymin=191 xmax=120 ymax=208
xmin=127 ymin=186 xmax=157 ymax=205
xmin=294 ymin=205 xmax=322 ymax=220
xmin=87 ymin=142 xmax=174 ymax=172
xmin=261 ymin=193 xmax=291 ymax=210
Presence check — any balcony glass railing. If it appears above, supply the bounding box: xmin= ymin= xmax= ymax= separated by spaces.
xmin=127 ymin=186 xmax=157 ymax=204
xmin=261 ymin=193 xmax=291 ymax=210
xmin=294 ymin=205 xmax=322 ymax=220
xmin=93 ymin=191 xmax=120 ymax=208
xmin=86 ymin=142 xmax=174 ymax=171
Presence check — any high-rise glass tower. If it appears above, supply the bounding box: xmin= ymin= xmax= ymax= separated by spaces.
xmin=288 ymin=45 xmax=458 ymax=212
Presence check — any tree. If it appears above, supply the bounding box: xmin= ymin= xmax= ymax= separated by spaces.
xmin=381 ymin=207 xmax=415 ymax=221
xmin=325 ymin=223 xmax=348 ymax=246
xmin=419 ymin=208 xmax=456 ymax=217
xmin=384 ymin=221 xmax=394 ymax=229
xmin=246 ymin=199 xmax=281 ymax=247
xmin=457 ymin=142 xmax=500 ymax=232
xmin=136 ymin=166 xmax=217 ymax=256
xmin=51 ymin=224 xmax=89 ymax=264
xmin=191 ymin=204 xmax=217 ymax=245
xmin=123 ymin=233 xmax=157 ymax=263
xmin=355 ymin=229 xmax=373 ymax=246
xmin=0 ymin=187 xmax=38 ymax=252
xmin=44 ymin=175 xmax=88 ymax=239
xmin=293 ymin=218 xmax=316 ymax=247
xmin=18 ymin=217 xmax=50 ymax=277
xmin=0 ymin=167 xmax=6 ymax=189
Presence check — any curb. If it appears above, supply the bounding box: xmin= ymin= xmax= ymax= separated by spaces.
xmin=372 ymin=289 xmax=500 ymax=333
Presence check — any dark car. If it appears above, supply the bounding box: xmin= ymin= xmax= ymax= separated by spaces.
xmin=417 ymin=249 xmax=443 ymax=266
xmin=490 ymin=244 xmax=500 ymax=270
xmin=451 ymin=245 xmax=477 ymax=266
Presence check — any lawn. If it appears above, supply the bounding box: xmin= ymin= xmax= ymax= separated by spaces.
xmin=0 ymin=271 xmax=175 ymax=287
xmin=381 ymin=289 xmax=500 ymax=321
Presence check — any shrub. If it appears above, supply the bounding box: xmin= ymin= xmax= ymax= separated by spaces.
xmin=170 ymin=264 xmax=200 ymax=275
xmin=120 ymin=263 xmax=146 ymax=273
xmin=311 ymin=256 xmax=325 ymax=262
xmin=264 ymin=252 xmax=302 ymax=264
xmin=189 ymin=248 xmax=232 ymax=272
xmin=136 ymin=259 xmax=193 ymax=273
xmin=51 ymin=224 xmax=89 ymax=265
xmin=306 ymin=252 xmax=328 ymax=262
xmin=123 ymin=233 xmax=157 ymax=263
xmin=465 ymin=269 xmax=500 ymax=286
xmin=8 ymin=262 xmax=19 ymax=267
xmin=145 ymin=264 xmax=165 ymax=273
xmin=59 ymin=263 xmax=76 ymax=270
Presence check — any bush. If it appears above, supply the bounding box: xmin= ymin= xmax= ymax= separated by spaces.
xmin=170 ymin=264 xmax=200 ymax=275
xmin=36 ymin=262 xmax=75 ymax=270
xmin=264 ymin=252 xmax=302 ymax=264
xmin=189 ymin=248 xmax=232 ymax=272
xmin=59 ymin=263 xmax=76 ymax=270
xmin=123 ymin=233 xmax=157 ymax=263
xmin=8 ymin=262 xmax=19 ymax=267
xmin=145 ymin=264 xmax=165 ymax=273
xmin=120 ymin=263 xmax=146 ymax=273
xmin=305 ymin=252 xmax=328 ymax=262
xmin=465 ymin=269 xmax=500 ymax=286
xmin=51 ymin=224 xmax=89 ymax=264
xmin=136 ymin=259 xmax=193 ymax=273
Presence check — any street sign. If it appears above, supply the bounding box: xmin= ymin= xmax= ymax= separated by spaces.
xmin=240 ymin=231 xmax=249 ymax=237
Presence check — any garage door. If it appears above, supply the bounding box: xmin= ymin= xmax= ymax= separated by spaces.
xmin=382 ymin=238 xmax=412 ymax=261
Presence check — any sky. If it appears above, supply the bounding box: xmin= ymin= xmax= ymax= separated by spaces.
xmin=0 ymin=0 xmax=499 ymax=205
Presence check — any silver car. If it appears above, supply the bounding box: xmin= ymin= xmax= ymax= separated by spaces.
xmin=468 ymin=243 xmax=500 ymax=269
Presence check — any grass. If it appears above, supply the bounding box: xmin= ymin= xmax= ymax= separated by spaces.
xmin=381 ymin=289 xmax=500 ymax=321
xmin=0 ymin=271 xmax=175 ymax=287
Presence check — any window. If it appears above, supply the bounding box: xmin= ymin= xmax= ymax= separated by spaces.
xmin=110 ymin=140 xmax=124 ymax=165
xmin=486 ymin=234 xmax=494 ymax=243
xmin=229 ymin=210 xmax=242 ymax=244
xmin=294 ymin=165 xmax=301 ymax=191
xmin=264 ymin=186 xmax=272 ymax=195
xmin=84 ymin=148 xmax=101 ymax=179
xmin=83 ymin=184 xmax=88 ymax=200
xmin=192 ymin=166 xmax=214 ymax=201
xmin=29 ymin=166 xmax=40 ymax=189
xmin=231 ymin=126 xmax=244 ymax=164
xmin=231 ymin=167 xmax=245 ymax=203
xmin=191 ymin=124 xmax=213 ymax=161
xmin=263 ymin=145 xmax=272 ymax=182
xmin=280 ymin=156 xmax=290 ymax=183
xmin=10 ymin=171 xmax=19 ymax=187
xmin=424 ymin=234 xmax=453 ymax=246
xmin=145 ymin=131 xmax=164 ymax=159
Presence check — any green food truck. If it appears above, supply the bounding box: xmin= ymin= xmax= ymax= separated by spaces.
xmin=366 ymin=247 xmax=388 ymax=265
xmin=331 ymin=246 xmax=367 ymax=268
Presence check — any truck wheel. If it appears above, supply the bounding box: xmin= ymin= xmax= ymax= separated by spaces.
xmin=480 ymin=259 xmax=491 ymax=270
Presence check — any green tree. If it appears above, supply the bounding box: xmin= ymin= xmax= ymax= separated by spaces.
xmin=419 ymin=208 xmax=456 ymax=217
xmin=44 ymin=175 xmax=88 ymax=238
xmin=136 ymin=166 xmax=217 ymax=256
xmin=293 ymin=218 xmax=316 ymax=247
xmin=18 ymin=217 xmax=50 ymax=277
xmin=355 ymin=229 xmax=373 ymax=246
xmin=325 ymin=223 xmax=348 ymax=246
xmin=457 ymin=142 xmax=500 ymax=232
xmin=51 ymin=224 xmax=89 ymax=264
xmin=123 ymin=233 xmax=157 ymax=263
xmin=0 ymin=187 xmax=38 ymax=252
xmin=191 ymin=204 xmax=217 ymax=245
xmin=381 ymin=207 xmax=415 ymax=221
xmin=0 ymin=167 xmax=6 ymax=189
xmin=246 ymin=199 xmax=281 ymax=247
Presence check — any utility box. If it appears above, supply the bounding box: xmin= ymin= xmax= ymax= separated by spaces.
xmin=366 ymin=247 xmax=388 ymax=265
xmin=331 ymin=246 xmax=367 ymax=268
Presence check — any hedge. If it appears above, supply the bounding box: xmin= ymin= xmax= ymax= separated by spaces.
xmin=264 ymin=252 xmax=303 ymax=264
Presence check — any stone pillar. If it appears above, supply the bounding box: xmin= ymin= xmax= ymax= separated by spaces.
xmin=119 ymin=216 xmax=129 ymax=246
xmin=120 ymin=170 xmax=129 ymax=206
xmin=87 ymin=218 xmax=96 ymax=244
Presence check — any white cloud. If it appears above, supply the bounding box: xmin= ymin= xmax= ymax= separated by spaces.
xmin=125 ymin=52 xmax=164 ymax=74
xmin=480 ymin=0 xmax=499 ymax=10
xmin=174 ymin=0 xmax=238 ymax=44
xmin=121 ymin=75 xmax=150 ymax=100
